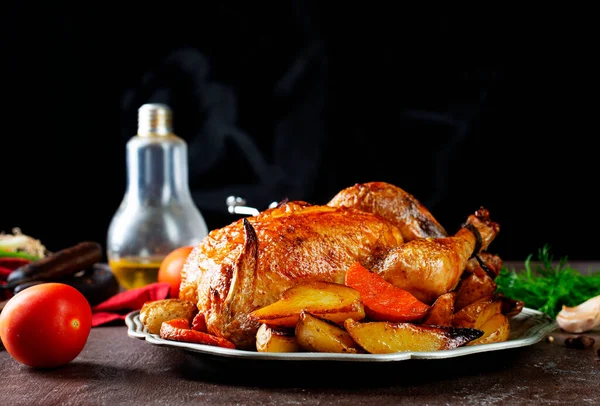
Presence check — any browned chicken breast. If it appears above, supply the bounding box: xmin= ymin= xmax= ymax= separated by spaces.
xmin=179 ymin=182 xmax=500 ymax=349
xmin=327 ymin=181 xmax=448 ymax=241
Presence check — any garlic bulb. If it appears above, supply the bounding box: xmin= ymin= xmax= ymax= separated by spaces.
xmin=556 ymin=295 xmax=600 ymax=333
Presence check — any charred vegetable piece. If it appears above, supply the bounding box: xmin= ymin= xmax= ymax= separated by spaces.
xmin=344 ymin=319 xmax=483 ymax=353
xmin=500 ymin=296 xmax=525 ymax=318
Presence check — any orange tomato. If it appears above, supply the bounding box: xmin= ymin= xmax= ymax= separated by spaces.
xmin=0 ymin=283 xmax=92 ymax=369
xmin=158 ymin=245 xmax=194 ymax=298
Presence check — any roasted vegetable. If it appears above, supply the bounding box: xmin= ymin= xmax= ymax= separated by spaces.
xmin=248 ymin=281 xmax=365 ymax=328
xmin=452 ymin=294 xmax=503 ymax=329
xmin=344 ymin=318 xmax=483 ymax=353
xmin=467 ymin=313 xmax=510 ymax=346
xmin=12 ymin=280 xmax=46 ymax=294
xmin=295 ymin=311 xmax=363 ymax=353
xmin=62 ymin=264 xmax=120 ymax=306
xmin=159 ymin=318 xmax=236 ymax=349
xmin=140 ymin=298 xmax=198 ymax=335
xmin=344 ymin=261 xmax=430 ymax=322
xmin=10 ymin=264 xmax=119 ymax=306
xmin=6 ymin=241 xmax=102 ymax=289
xmin=454 ymin=269 xmax=497 ymax=312
xmin=421 ymin=292 xmax=456 ymax=327
xmin=256 ymin=324 xmax=299 ymax=353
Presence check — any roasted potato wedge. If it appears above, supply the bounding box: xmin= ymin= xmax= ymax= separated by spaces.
xmin=454 ymin=269 xmax=497 ymax=311
xmin=248 ymin=281 xmax=365 ymax=328
xmin=421 ymin=292 xmax=456 ymax=327
xmin=139 ymin=298 xmax=197 ymax=335
xmin=256 ymin=324 xmax=299 ymax=353
xmin=467 ymin=313 xmax=510 ymax=346
xmin=344 ymin=319 xmax=483 ymax=354
xmin=452 ymin=294 xmax=502 ymax=329
xmin=500 ymin=295 xmax=525 ymax=318
xmin=295 ymin=312 xmax=363 ymax=353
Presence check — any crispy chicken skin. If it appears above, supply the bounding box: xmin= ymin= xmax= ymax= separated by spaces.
xmin=179 ymin=182 xmax=500 ymax=349
xmin=327 ymin=181 xmax=448 ymax=241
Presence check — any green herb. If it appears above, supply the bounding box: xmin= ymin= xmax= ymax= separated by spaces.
xmin=495 ymin=244 xmax=600 ymax=318
xmin=0 ymin=249 xmax=40 ymax=261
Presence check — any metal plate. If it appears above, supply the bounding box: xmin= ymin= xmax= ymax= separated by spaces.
xmin=126 ymin=307 xmax=555 ymax=362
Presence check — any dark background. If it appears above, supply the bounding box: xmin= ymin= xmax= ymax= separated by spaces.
xmin=1 ymin=3 xmax=596 ymax=262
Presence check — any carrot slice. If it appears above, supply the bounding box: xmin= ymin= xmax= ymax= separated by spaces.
xmin=159 ymin=318 xmax=236 ymax=349
xmin=344 ymin=262 xmax=431 ymax=322
xmin=191 ymin=312 xmax=207 ymax=333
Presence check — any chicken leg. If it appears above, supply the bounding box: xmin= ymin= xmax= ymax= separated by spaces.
xmin=372 ymin=207 xmax=500 ymax=304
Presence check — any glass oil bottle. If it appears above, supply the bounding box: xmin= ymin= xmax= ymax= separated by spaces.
xmin=106 ymin=103 xmax=208 ymax=289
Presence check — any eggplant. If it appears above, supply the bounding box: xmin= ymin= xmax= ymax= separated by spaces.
xmin=12 ymin=280 xmax=47 ymax=295
xmin=10 ymin=264 xmax=120 ymax=306
xmin=6 ymin=241 xmax=102 ymax=289
xmin=62 ymin=263 xmax=120 ymax=306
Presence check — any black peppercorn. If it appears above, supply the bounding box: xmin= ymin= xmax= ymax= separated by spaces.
xmin=564 ymin=335 xmax=595 ymax=349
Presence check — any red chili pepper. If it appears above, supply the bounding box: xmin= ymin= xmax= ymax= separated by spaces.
xmin=0 ymin=265 xmax=13 ymax=280
xmin=0 ymin=257 xmax=31 ymax=271
xmin=0 ymin=279 xmax=12 ymax=301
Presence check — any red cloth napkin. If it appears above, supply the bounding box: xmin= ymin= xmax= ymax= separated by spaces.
xmin=91 ymin=282 xmax=171 ymax=327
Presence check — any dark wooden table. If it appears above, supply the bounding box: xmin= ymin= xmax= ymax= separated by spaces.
xmin=1 ymin=262 xmax=599 ymax=405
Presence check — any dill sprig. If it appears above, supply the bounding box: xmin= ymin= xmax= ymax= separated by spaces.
xmin=495 ymin=244 xmax=600 ymax=318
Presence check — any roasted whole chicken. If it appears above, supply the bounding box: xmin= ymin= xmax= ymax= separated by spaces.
xmin=179 ymin=181 xmax=501 ymax=350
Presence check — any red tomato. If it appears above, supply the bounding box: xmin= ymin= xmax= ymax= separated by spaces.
xmin=158 ymin=245 xmax=194 ymax=298
xmin=0 ymin=282 xmax=92 ymax=369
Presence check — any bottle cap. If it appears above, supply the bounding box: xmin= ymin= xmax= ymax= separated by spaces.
xmin=137 ymin=103 xmax=173 ymax=137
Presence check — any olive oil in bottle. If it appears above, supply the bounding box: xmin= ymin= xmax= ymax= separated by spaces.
xmin=106 ymin=103 xmax=208 ymax=290
xmin=108 ymin=257 xmax=164 ymax=290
